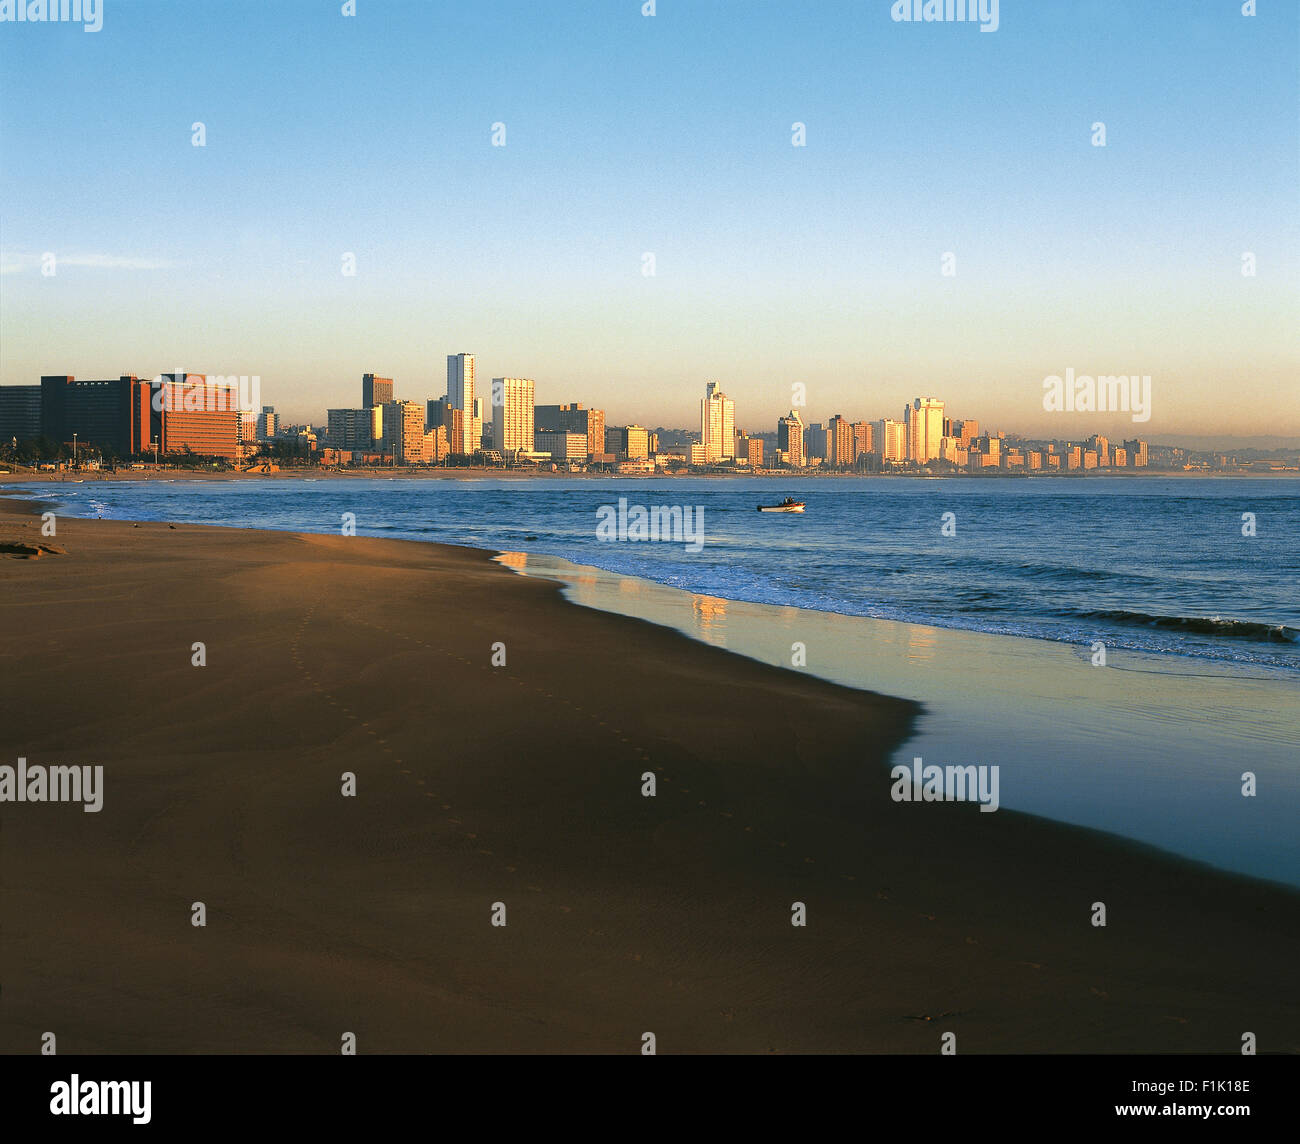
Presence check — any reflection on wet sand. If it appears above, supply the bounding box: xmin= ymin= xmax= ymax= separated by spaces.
xmin=496 ymin=550 xmax=1300 ymax=887
xmin=691 ymin=593 xmax=728 ymax=639
xmin=904 ymin=625 xmax=937 ymax=663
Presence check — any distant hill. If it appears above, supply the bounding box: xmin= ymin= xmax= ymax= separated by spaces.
xmin=1145 ymin=436 xmax=1300 ymax=453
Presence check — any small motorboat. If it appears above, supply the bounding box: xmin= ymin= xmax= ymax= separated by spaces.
xmin=757 ymin=497 xmax=806 ymax=512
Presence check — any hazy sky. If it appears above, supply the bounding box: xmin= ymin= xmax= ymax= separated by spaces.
xmin=1 ymin=0 xmax=1296 ymax=437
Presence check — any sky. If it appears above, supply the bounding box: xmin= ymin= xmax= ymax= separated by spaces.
xmin=1 ymin=0 xmax=1296 ymax=440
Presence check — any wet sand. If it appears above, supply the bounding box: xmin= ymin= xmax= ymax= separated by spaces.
xmin=506 ymin=552 xmax=1300 ymax=886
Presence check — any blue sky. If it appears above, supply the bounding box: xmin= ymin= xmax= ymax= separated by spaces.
xmin=1 ymin=0 xmax=1296 ymax=437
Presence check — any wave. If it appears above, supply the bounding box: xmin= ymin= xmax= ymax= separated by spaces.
xmin=1075 ymin=609 xmax=1300 ymax=644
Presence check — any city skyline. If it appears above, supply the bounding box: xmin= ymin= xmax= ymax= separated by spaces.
xmin=5 ymin=362 xmax=1298 ymax=461
xmin=8 ymin=358 xmax=1299 ymax=448
xmin=1 ymin=1 xmax=1296 ymax=436
xmin=2 ymin=368 xmax=1260 ymax=476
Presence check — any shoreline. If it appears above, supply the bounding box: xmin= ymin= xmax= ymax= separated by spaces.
xmin=11 ymin=475 xmax=1299 ymax=678
xmin=2 ymin=495 xmax=1298 ymax=1052
xmin=10 ymin=485 xmax=1300 ymax=882
xmin=501 ymin=552 xmax=1300 ymax=888
xmin=10 ymin=485 xmax=1300 ymax=883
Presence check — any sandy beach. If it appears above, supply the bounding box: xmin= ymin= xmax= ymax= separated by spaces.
xmin=1 ymin=493 xmax=1297 ymax=1054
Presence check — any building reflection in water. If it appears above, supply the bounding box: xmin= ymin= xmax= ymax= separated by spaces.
xmin=691 ymin=594 xmax=728 ymax=643
xmin=905 ymin=624 xmax=938 ymax=662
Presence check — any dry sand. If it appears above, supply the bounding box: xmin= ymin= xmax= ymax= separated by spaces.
xmin=1 ymin=494 xmax=1297 ymax=1053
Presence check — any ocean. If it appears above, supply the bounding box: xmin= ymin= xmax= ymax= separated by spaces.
xmin=38 ymin=474 xmax=1300 ymax=675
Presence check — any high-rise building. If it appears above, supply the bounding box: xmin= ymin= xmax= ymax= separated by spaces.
xmin=534 ymin=429 xmax=587 ymax=460
xmin=382 ymin=400 xmax=428 ymax=463
xmin=535 ymin=403 xmax=605 ymax=459
xmin=699 ymin=381 xmax=736 ymax=462
xmin=257 ymin=406 xmax=279 ymax=441
xmin=426 ymin=397 xmax=445 ymax=431
xmin=746 ymin=436 xmax=764 ymax=468
xmin=777 ymin=410 xmax=805 ymax=467
xmin=446 ymin=354 xmax=475 ymax=454
xmin=0 ymin=385 xmax=42 ymax=443
xmin=952 ymin=418 xmax=979 ymax=444
xmin=491 ymin=378 xmax=535 ymax=457
xmin=851 ymin=420 xmax=873 ymax=461
xmin=238 ymin=409 xmax=259 ymax=446
xmin=876 ymin=418 xmax=907 ymax=462
xmin=939 ymin=437 xmax=969 ymax=465
xmin=361 ymin=373 xmax=393 ymax=408
xmin=828 ymin=415 xmax=854 ymax=466
xmin=1123 ymin=438 xmax=1148 ymax=467
xmin=152 ymin=373 xmax=241 ymax=459
xmin=905 ymin=397 xmax=945 ymax=463
xmin=805 ymin=423 xmax=828 ymax=461
xmin=975 ymin=434 xmax=1001 ymax=460
xmin=625 ymin=425 xmax=649 ymax=460
xmin=327 ymin=407 xmax=383 ymax=451
xmin=424 ymin=425 xmax=449 ymax=463
xmin=39 ymin=374 xmax=153 ymax=456
xmin=445 ymin=407 xmax=466 ymax=454
xmin=605 ymin=424 xmax=650 ymax=460
xmin=472 ymin=396 xmax=484 ymax=453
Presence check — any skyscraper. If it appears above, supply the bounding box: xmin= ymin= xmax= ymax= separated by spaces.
xmin=442 ymin=406 xmax=466 ymax=455
xmin=876 ymin=418 xmax=906 ymax=462
xmin=361 ymin=373 xmax=393 ymax=408
xmin=491 ymin=377 xmax=535 ymax=457
xmin=446 ymin=353 xmax=475 ymax=454
xmin=851 ymin=420 xmax=874 ymax=461
xmin=805 ymin=423 xmax=828 ymax=462
xmin=828 ymin=414 xmax=854 ymax=466
xmin=700 ymin=381 xmax=736 ymax=463
xmin=382 ymin=400 xmax=428 ymax=464
xmin=777 ymin=410 xmax=805 ymax=467
xmin=905 ymin=397 xmax=945 ymax=463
